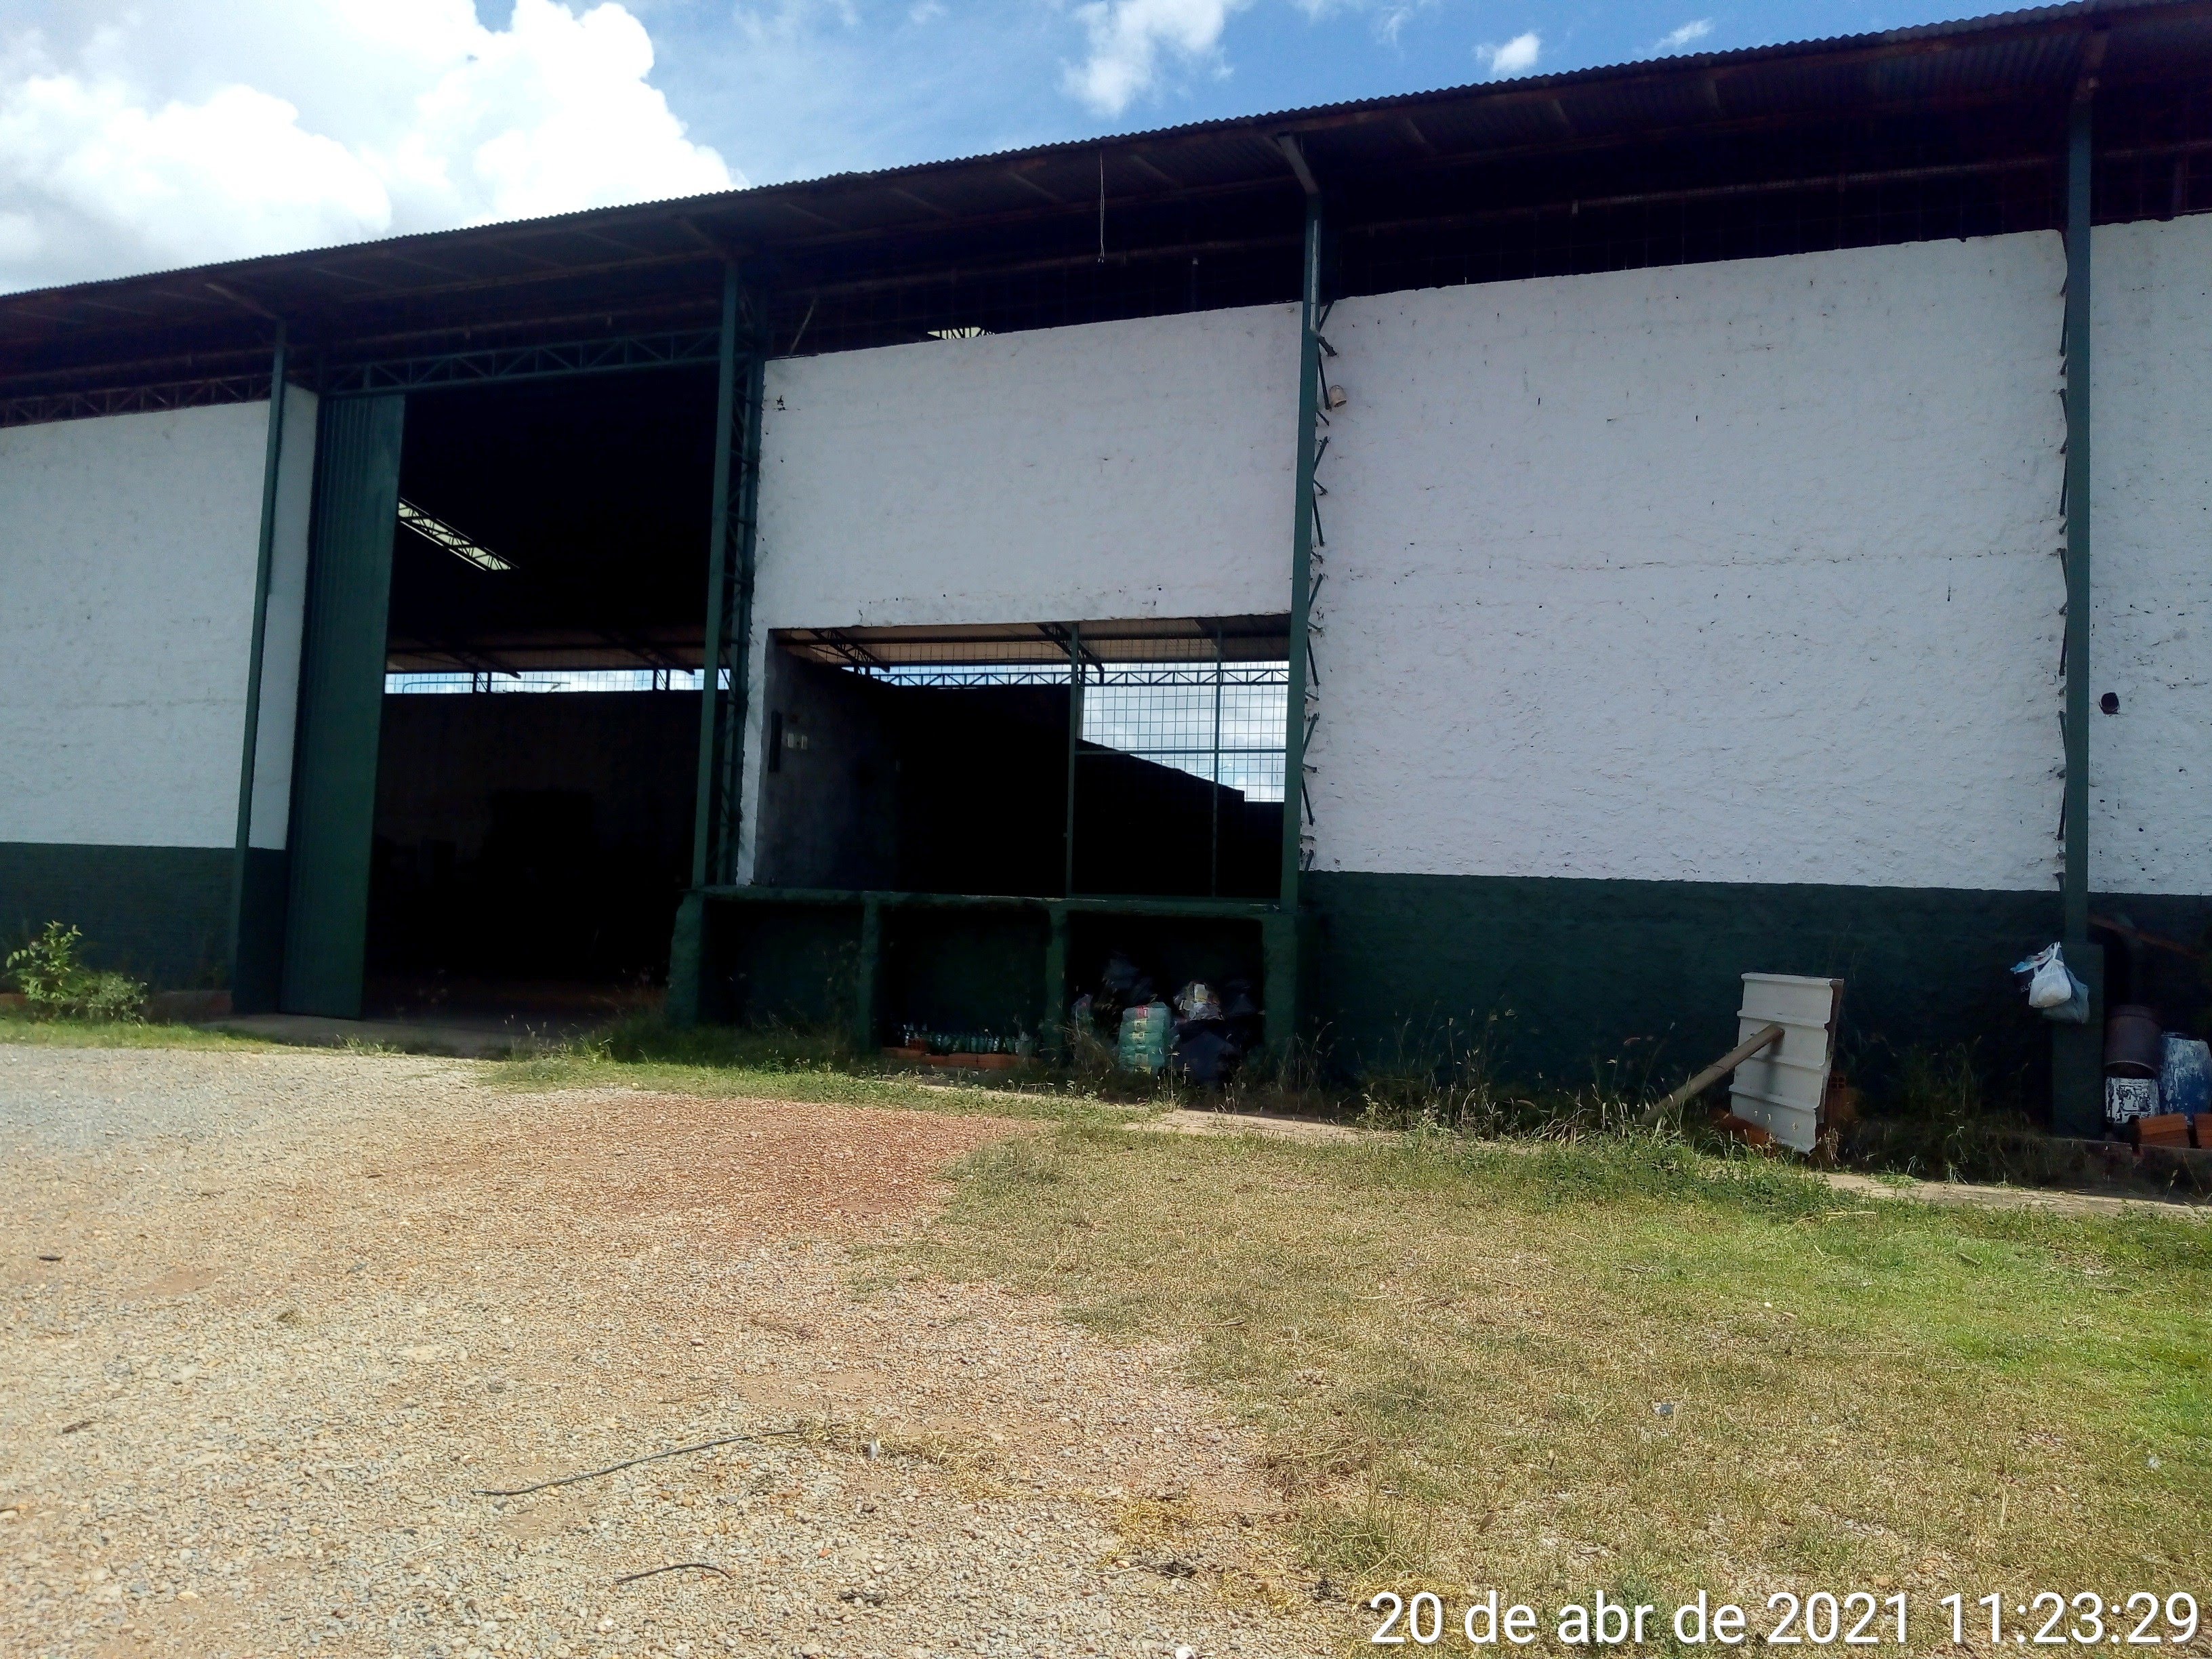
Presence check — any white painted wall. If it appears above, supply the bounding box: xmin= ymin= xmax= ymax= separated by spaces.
xmin=736 ymin=304 xmax=1302 ymax=878
xmin=2091 ymin=214 xmax=2212 ymax=896
xmin=0 ymin=400 xmax=293 ymax=850
xmin=1308 ymin=233 xmax=2071 ymax=890
xmin=753 ymin=305 xmax=1299 ymax=631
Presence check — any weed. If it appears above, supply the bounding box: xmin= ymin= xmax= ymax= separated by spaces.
xmin=3 ymin=922 xmax=146 ymax=1022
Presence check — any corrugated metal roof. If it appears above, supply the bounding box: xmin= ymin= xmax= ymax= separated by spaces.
xmin=1 ymin=0 xmax=2205 ymax=371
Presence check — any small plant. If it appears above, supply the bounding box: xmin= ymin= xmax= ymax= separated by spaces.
xmin=3 ymin=922 xmax=145 ymax=1023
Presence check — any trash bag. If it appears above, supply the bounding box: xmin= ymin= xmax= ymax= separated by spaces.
xmin=2018 ymin=943 xmax=2073 ymax=1010
xmin=2012 ymin=943 xmax=2091 ymax=1024
xmin=2046 ymin=968 xmax=2090 ymax=1024
xmin=1217 ymin=977 xmax=1263 ymax=1050
xmin=1096 ymin=952 xmax=1154 ymax=1029
xmin=1117 ymin=1000 xmax=1172 ymax=1073
xmin=1173 ymin=980 xmax=1221 ymax=1021
xmin=1174 ymin=1023 xmax=1237 ymax=1086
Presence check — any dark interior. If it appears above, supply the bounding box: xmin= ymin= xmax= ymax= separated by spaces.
xmin=366 ymin=368 xmax=718 ymax=1002
xmin=753 ymin=646 xmax=1282 ymax=899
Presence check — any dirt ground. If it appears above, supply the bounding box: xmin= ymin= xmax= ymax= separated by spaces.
xmin=0 ymin=1047 xmax=1337 ymax=1659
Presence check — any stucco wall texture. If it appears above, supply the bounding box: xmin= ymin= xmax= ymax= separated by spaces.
xmin=736 ymin=303 xmax=1303 ymax=880
xmin=752 ymin=304 xmax=1300 ymax=631
xmin=1308 ymin=232 xmax=2074 ymax=892
xmin=2091 ymin=214 xmax=2212 ymax=897
xmin=0 ymin=398 xmax=312 ymax=852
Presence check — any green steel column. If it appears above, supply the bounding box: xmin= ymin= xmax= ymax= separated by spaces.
xmin=856 ymin=896 xmax=884 ymax=1051
xmin=1043 ymin=902 xmax=1069 ymax=1059
xmin=1274 ymin=167 xmax=1326 ymax=1054
xmin=720 ymin=345 xmax=769 ymax=881
xmin=666 ymin=890 xmax=705 ymax=1026
xmin=279 ymin=394 xmax=405 ymax=1019
xmin=1210 ymin=628 xmax=1224 ymax=897
xmin=1063 ymin=622 xmax=1083 ymax=897
xmin=226 ymin=327 xmax=288 ymax=1000
xmin=689 ymin=264 xmax=741 ymax=891
xmin=2053 ymin=89 xmax=2103 ymax=1135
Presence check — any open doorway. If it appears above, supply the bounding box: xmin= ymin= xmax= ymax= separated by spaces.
xmin=364 ymin=367 xmax=718 ymax=1024
xmin=754 ymin=617 xmax=1288 ymax=900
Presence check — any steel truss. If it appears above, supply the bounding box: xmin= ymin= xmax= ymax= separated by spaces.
xmin=320 ymin=329 xmax=722 ymax=396
xmin=0 ymin=374 xmax=272 ymax=428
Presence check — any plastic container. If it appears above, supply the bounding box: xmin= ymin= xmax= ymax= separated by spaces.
xmin=1117 ymin=1000 xmax=1172 ymax=1073
xmin=2106 ymin=1076 xmax=2160 ymax=1125
xmin=2161 ymin=1035 xmax=2212 ymax=1120
xmin=2104 ymin=1005 xmax=2164 ymax=1078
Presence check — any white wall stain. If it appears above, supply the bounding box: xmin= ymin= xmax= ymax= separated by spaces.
xmin=1308 ymin=233 xmax=2072 ymax=890
xmin=0 ymin=402 xmax=282 ymax=850
xmin=2091 ymin=214 xmax=2212 ymax=896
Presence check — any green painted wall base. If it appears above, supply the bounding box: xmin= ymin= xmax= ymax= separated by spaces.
xmin=0 ymin=842 xmax=235 ymax=989
xmin=1306 ymin=872 xmax=2078 ymax=1101
xmin=664 ymin=872 xmax=2211 ymax=1114
xmin=232 ymin=848 xmax=289 ymax=1013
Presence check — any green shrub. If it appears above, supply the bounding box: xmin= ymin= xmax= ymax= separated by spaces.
xmin=3 ymin=922 xmax=145 ymax=1022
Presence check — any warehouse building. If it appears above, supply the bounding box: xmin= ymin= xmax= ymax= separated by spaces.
xmin=2 ymin=1 xmax=2208 ymax=1126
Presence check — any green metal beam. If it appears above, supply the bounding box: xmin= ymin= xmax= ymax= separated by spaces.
xmin=2062 ymin=93 xmax=2094 ymax=953
xmin=226 ymin=325 xmax=287 ymax=991
xmin=856 ymin=895 xmax=884 ymax=1050
xmin=717 ymin=342 xmax=768 ymax=880
xmin=1063 ymin=621 xmax=1083 ymax=896
xmin=674 ymin=266 xmax=766 ymax=1023
xmin=1043 ymin=903 xmax=1070 ymax=1058
xmin=1274 ymin=140 xmax=1326 ymax=1054
xmin=689 ymin=266 xmax=743 ymax=890
xmin=2053 ymin=85 xmax=2103 ymax=1135
xmin=321 ymin=329 xmax=721 ymax=396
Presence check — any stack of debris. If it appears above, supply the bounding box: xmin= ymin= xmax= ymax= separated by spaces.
xmin=1071 ymin=951 xmax=1261 ymax=1084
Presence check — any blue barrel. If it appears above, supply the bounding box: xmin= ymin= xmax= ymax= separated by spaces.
xmin=2163 ymin=1036 xmax=2212 ymax=1121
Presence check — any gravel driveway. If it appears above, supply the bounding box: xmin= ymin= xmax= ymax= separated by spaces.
xmin=1 ymin=1046 xmax=1332 ymax=1659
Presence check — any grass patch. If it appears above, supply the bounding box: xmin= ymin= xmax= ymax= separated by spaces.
xmin=501 ymin=1010 xmax=1145 ymax=1126
xmin=903 ymin=1120 xmax=2212 ymax=1620
xmin=0 ymin=1012 xmax=280 ymax=1051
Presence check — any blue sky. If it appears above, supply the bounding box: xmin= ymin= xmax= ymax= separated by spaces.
xmin=630 ymin=0 xmax=1965 ymax=184
xmin=0 ymin=0 xmax=1992 ymax=291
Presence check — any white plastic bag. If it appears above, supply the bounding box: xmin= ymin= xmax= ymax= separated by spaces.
xmin=2026 ymin=945 xmax=2073 ymax=1010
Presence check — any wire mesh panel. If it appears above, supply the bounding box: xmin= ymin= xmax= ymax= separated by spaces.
xmin=772 ymin=617 xmax=1288 ymax=899
xmin=385 ymin=669 xmax=722 ymax=693
xmin=1080 ymin=664 xmax=1286 ymax=802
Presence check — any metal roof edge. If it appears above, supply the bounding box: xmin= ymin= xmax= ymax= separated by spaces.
xmin=0 ymin=0 xmax=2199 ymax=312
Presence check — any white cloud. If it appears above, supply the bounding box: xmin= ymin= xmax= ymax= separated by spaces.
xmin=0 ymin=0 xmax=736 ymax=292
xmin=1653 ymin=18 xmax=1715 ymax=52
xmin=1063 ymin=0 xmax=1252 ymax=116
xmin=1475 ymin=29 xmax=1540 ymax=77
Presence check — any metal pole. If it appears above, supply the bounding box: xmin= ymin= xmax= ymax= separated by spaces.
xmin=1210 ymin=628 xmax=1223 ymax=897
xmin=719 ymin=346 xmax=767 ymax=882
xmin=2062 ymin=93 xmax=2094 ymax=953
xmin=1063 ymin=621 xmax=1083 ymax=897
xmin=2053 ymin=83 xmax=2103 ymax=1136
xmin=1267 ymin=150 xmax=1325 ymax=1057
xmin=689 ymin=264 xmax=740 ymax=889
xmin=226 ymin=324 xmax=287 ymax=996
xmin=1280 ymin=186 xmax=1324 ymax=912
